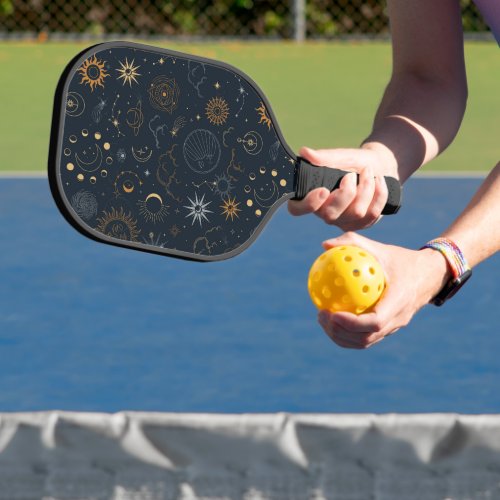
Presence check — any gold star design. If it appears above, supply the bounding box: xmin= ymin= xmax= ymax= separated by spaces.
xmin=116 ymin=58 xmax=141 ymax=86
xmin=214 ymin=82 xmax=221 ymax=89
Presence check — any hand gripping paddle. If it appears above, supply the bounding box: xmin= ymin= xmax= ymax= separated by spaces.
xmin=49 ymin=41 xmax=401 ymax=262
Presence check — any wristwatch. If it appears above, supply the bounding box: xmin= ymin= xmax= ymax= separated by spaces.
xmin=421 ymin=238 xmax=472 ymax=306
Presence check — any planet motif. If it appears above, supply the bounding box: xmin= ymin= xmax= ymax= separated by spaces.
xmin=148 ymin=75 xmax=180 ymax=114
xmin=126 ymin=100 xmax=144 ymax=136
xmin=65 ymin=92 xmax=85 ymax=117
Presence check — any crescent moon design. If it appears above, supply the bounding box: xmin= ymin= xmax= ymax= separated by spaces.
xmin=75 ymin=145 xmax=103 ymax=173
xmin=123 ymin=181 xmax=134 ymax=193
xmin=146 ymin=193 xmax=163 ymax=204
xmin=66 ymin=92 xmax=85 ymax=117
xmin=131 ymin=146 xmax=153 ymax=163
xmin=238 ymin=131 xmax=263 ymax=155
xmin=254 ymin=181 xmax=279 ymax=208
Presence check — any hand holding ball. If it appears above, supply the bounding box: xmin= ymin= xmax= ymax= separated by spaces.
xmin=308 ymin=245 xmax=385 ymax=314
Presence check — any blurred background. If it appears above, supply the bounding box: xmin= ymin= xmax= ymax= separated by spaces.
xmin=0 ymin=0 xmax=491 ymax=40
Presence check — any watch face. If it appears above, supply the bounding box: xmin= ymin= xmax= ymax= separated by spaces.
xmin=432 ymin=269 xmax=472 ymax=306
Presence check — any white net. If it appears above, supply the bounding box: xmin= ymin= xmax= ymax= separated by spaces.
xmin=0 ymin=412 xmax=500 ymax=499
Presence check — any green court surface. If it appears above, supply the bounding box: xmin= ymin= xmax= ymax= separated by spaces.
xmin=0 ymin=40 xmax=497 ymax=173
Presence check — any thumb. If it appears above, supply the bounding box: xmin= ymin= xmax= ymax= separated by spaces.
xmin=299 ymin=147 xmax=365 ymax=170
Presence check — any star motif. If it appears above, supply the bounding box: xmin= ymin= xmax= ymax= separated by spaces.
xmin=214 ymin=81 xmax=221 ymax=89
xmin=184 ymin=192 xmax=213 ymax=227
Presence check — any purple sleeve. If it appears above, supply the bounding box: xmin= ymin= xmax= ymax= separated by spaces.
xmin=473 ymin=0 xmax=500 ymax=45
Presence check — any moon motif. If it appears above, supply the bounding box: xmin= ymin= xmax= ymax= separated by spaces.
xmin=131 ymin=146 xmax=153 ymax=163
xmin=65 ymin=92 xmax=85 ymax=117
xmin=114 ymin=171 xmax=142 ymax=197
xmin=146 ymin=193 xmax=163 ymax=204
xmin=123 ymin=181 xmax=134 ymax=193
xmin=238 ymin=131 xmax=263 ymax=155
xmin=75 ymin=145 xmax=103 ymax=173
xmin=254 ymin=181 xmax=279 ymax=208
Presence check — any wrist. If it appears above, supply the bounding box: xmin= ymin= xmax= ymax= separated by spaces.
xmin=361 ymin=141 xmax=399 ymax=178
xmin=417 ymin=248 xmax=453 ymax=304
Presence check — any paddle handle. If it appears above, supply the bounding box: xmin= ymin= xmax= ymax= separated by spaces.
xmin=292 ymin=157 xmax=402 ymax=215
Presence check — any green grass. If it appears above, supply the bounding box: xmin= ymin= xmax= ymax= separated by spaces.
xmin=0 ymin=40 xmax=497 ymax=172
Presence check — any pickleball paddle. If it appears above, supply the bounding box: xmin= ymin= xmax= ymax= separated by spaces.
xmin=49 ymin=41 xmax=401 ymax=261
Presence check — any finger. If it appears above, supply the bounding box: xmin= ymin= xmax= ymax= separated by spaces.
xmin=343 ymin=164 xmax=376 ymax=221
xmin=329 ymin=316 xmax=390 ymax=349
xmin=322 ymin=231 xmax=369 ymax=250
xmin=288 ymin=187 xmax=330 ymax=216
xmin=319 ymin=311 xmax=370 ymax=349
xmin=329 ymin=311 xmax=385 ymax=335
xmin=315 ymin=172 xmax=357 ymax=224
xmin=364 ymin=174 xmax=389 ymax=223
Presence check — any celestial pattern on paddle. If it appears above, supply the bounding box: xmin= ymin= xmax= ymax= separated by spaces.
xmin=56 ymin=43 xmax=295 ymax=258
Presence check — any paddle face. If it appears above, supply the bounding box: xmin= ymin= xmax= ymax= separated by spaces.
xmin=49 ymin=41 xmax=297 ymax=261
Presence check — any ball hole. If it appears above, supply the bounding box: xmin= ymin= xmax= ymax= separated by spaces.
xmin=334 ymin=277 xmax=344 ymax=287
xmin=362 ymin=285 xmax=369 ymax=293
xmin=378 ymin=284 xmax=382 ymax=291
xmin=369 ymin=267 xmax=376 ymax=275
xmin=333 ymin=303 xmax=342 ymax=311
xmin=322 ymin=286 xmax=332 ymax=299
xmin=359 ymin=252 xmax=367 ymax=257
xmin=342 ymin=295 xmax=351 ymax=304
xmin=313 ymin=294 xmax=322 ymax=308
xmin=313 ymin=271 xmax=321 ymax=282
xmin=352 ymin=269 xmax=360 ymax=277
xmin=356 ymin=306 xmax=366 ymax=314
xmin=344 ymin=256 xmax=352 ymax=262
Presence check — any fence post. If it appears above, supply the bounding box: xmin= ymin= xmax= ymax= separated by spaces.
xmin=293 ymin=0 xmax=306 ymax=41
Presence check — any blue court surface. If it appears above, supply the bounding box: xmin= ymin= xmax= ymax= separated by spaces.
xmin=0 ymin=176 xmax=498 ymax=413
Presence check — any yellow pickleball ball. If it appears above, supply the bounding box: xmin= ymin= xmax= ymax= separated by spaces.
xmin=308 ymin=245 xmax=385 ymax=314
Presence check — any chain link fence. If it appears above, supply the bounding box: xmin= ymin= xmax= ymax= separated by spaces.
xmin=0 ymin=0 xmax=491 ymax=39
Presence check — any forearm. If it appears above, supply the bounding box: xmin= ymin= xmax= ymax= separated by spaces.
xmin=362 ymin=73 xmax=467 ymax=182
xmin=441 ymin=162 xmax=500 ymax=267
xmin=360 ymin=0 xmax=467 ymax=183
xmin=417 ymin=162 xmax=500 ymax=303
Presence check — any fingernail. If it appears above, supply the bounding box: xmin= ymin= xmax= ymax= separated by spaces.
xmin=318 ymin=189 xmax=329 ymax=200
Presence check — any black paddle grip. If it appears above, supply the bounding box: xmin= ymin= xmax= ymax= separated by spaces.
xmin=293 ymin=157 xmax=402 ymax=215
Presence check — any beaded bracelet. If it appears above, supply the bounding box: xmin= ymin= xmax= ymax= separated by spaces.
xmin=420 ymin=237 xmax=472 ymax=306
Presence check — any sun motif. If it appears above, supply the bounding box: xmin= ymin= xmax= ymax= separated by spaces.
xmin=205 ymin=96 xmax=230 ymax=126
xmin=96 ymin=207 xmax=140 ymax=241
xmin=220 ymin=196 xmax=241 ymax=221
xmin=213 ymin=173 xmax=233 ymax=198
xmin=256 ymin=101 xmax=272 ymax=130
xmin=137 ymin=193 xmax=170 ymax=224
xmin=184 ymin=192 xmax=213 ymax=227
xmin=116 ymin=58 xmax=141 ymax=86
xmin=78 ymin=55 xmax=109 ymax=92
